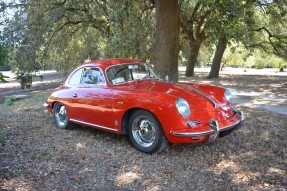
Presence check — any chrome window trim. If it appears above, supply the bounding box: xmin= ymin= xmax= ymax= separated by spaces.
xmin=70 ymin=118 xmax=118 ymax=132
xmin=68 ymin=68 xmax=83 ymax=86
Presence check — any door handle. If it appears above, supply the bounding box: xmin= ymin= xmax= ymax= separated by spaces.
xmin=72 ymin=94 xmax=78 ymax=98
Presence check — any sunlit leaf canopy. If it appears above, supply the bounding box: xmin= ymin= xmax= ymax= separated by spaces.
xmin=0 ymin=0 xmax=286 ymax=86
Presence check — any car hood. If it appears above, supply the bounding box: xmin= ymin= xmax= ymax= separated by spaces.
xmin=134 ymin=80 xmax=219 ymax=112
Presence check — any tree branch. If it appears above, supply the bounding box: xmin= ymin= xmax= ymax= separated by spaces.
xmin=191 ymin=2 xmax=200 ymax=22
xmin=180 ymin=13 xmax=193 ymax=40
xmin=195 ymin=10 xmax=211 ymax=39
xmin=46 ymin=20 xmax=82 ymax=53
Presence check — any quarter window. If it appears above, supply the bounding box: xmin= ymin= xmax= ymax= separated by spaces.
xmin=68 ymin=69 xmax=82 ymax=85
xmin=81 ymin=67 xmax=105 ymax=85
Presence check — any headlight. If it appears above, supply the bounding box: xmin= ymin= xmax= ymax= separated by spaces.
xmin=224 ymin=89 xmax=234 ymax=104
xmin=176 ymin=98 xmax=191 ymax=118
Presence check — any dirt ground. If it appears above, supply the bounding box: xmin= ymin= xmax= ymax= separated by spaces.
xmin=0 ymin=70 xmax=286 ymax=190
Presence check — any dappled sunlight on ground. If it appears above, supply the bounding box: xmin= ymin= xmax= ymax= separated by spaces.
xmin=0 ymin=71 xmax=65 ymax=104
xmin=76 ymin=143 xmax=86 ymax=149
xmin=2 ymin=178 xmax=35 ymax=191
xmin=115 ymin=166 xmax=143 ymax=186
xmin=213 ymin=159 xmax=259 ymax=187
xmin=1 ymin=70 xmax=286 ymax=190
xmin=1 ymin=102 xmax=286 ymax=190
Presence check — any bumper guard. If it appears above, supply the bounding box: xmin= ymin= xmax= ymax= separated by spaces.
xmin=172 ymin=110 xmax=245 ymax=142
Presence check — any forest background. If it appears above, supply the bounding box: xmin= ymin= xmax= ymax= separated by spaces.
xmin=0 ymin=0 xmax=286 ymax=87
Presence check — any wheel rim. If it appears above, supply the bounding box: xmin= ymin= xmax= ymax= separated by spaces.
xmin=55 ymin=105 xmax=68 ymax=127
xmin=131 ymin=115 xmax=156 ymax=148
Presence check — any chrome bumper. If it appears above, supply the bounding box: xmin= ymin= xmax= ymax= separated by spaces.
xmin=172 ymin=110 xmax=244 ymax=142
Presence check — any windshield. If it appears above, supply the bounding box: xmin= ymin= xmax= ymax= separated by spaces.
xmin=106 ymin=63 xmax=159 ymax=85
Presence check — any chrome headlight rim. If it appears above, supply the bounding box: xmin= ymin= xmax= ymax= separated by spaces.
xmin=176 ymin=98 xmax=191 ymax=118
xmin=224 ymin=89 xmax=234 ymax=104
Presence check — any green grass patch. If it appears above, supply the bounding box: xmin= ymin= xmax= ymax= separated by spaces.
xmin=4 ymin=97 xmax=15 ymax=106
xmin=0 ymin=91 xmax=52 ymax=119
xmin=8 ymin=92 xmax=51 ymax=110
xmin=19 ymin=92 xmax=51 ymax=106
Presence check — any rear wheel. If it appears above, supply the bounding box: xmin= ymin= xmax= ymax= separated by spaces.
xmin=53 ymin=102 xmax=72 ymax=129
xmin=128 ymin=110 xmax=168 ymax=154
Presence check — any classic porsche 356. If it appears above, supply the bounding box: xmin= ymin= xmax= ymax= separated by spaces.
xmin=44 ymin=58 xmax=244 ymax=153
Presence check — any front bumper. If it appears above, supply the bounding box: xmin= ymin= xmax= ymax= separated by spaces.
xmin=170 ymin=110 xmax=244 ymax=143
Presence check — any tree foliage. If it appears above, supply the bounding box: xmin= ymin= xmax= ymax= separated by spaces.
xmin=180 ymin=1 xmax=211 ymax=76
xmin=1 ymin=0 xmax=156 ymax=87
xmin=244 ymin=0 xmax=287 ymax=62
xmin=29 ymin=0 xmax=155 ymax=71
xmin=1 ymin=0 xmax=287 ymax=86
xmin=0 ymin=45 xmax=9 ymax=83
xmin=3 ymin=1 xmax=43 ymax=88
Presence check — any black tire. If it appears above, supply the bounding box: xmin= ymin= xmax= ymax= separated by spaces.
xmin=128 ymin=110 xmax=168 ymax=154
xmin=53 ymin=102 xmax=72 ymax=129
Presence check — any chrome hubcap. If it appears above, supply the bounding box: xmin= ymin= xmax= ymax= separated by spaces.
xmin=132 ymin=115 xmax=156 ymax=148
xmin=55 ymin=105 xmax=67 ymax=126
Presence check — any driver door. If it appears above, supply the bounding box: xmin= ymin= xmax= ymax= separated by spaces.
xmin=71 ymin=67 xmax=115 ymax=130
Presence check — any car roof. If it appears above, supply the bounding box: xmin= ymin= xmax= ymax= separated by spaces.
xmin=80 ymin=58 xmax=146 ymax=68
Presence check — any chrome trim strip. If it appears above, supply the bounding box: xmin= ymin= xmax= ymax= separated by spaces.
xmin=172 ymin=110 xmax=244 ymax=137
xmin=219 ymin=120 xmax=241 ymax=131
xmin=173 ymin=130 xmax=214 ymax=137
xmin=70 ymin=119 xmax=118 ymax=132
xmin=237 ymin=110 xmax=244 ymax=121
xmin=186 ymin=86 xmax=219 ymax=109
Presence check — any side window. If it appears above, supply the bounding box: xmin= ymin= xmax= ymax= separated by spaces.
xmin=68 ymin=69 xmax=82 ymax=85
xmin=81 ymin=67 xmax=105 ymax=85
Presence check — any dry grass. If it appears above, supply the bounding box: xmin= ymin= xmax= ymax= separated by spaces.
xmin=0 ymin=73 xmax=286 ymax=190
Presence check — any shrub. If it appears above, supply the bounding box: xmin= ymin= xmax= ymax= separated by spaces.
xmin=4 ymin=97 xmax=15 ymax=106
xmin=16 ymin=72 xmax=32 ymax=89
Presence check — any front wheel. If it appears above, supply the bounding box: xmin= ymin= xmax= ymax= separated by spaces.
xmin=53 ymin=102 xmax=72 ymax=129
xmin=128 ymin=110 xmax=168 ymax=154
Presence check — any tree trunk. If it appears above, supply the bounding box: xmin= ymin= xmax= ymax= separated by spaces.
xmin=153 ymin=0 xmax=180 ymax=82
xmin=208 ymin=37 xmax=228 ymax=78
xmin=185 ymin=40 xmax=201 ymax=76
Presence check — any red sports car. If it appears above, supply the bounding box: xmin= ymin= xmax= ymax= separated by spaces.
xmin=44 ymin=58 xmax=244 ymax=154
